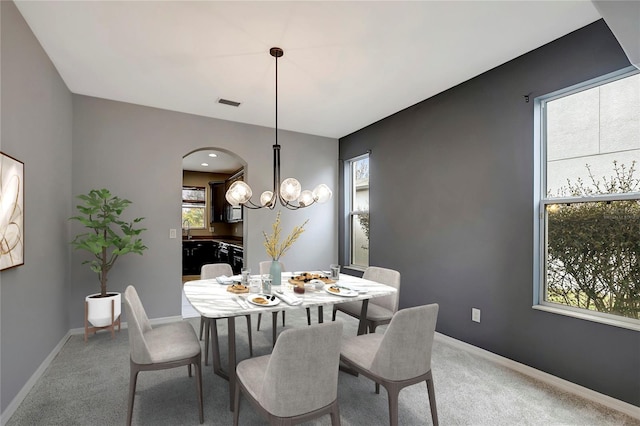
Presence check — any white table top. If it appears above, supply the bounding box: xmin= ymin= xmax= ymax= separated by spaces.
xmin=183 ymin=272 xmax=397 ymax=319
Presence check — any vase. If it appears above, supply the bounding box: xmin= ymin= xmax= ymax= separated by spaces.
xmin=270 ymin=260 xmax=282 ymax=286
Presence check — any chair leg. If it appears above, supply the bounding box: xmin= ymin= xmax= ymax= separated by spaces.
xmin=257 ymin=313 xmax=262 ymax=331
xmin=194 ymin=357 xmax=204 ymax=424
xmin=282 ymin=310 xmax=286 ymax=327
xmin=386 ymin=385 xmax=401 ymax=426
xmin=245 ymin=315 xmax=253 ymax=357
xmin=330 ymin=400 xmax=341 ymax=426
xmin=332 ymin=306 xmax=337 ymax=321
xmin=306 ymin=308 xmax=311 ymax=325
xmin=375 ymin=382 xmax=380 ymax=394
xmin=199 ymin=316 xmax=205 ymax=340
xmin=127 ymin=364 xmax=139 ymax=426
xmin=426 ymin=373 xmax=439 ymax=426
xmin=272 ymin=311 xmax=278 ymax=348
xmin=188 ymin=364 xmax=192 ymax=377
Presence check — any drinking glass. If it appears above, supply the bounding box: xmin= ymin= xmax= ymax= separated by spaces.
xmin=261 ymin=274 xmax=273 ymax=294
xmin=330 ymin=264 xmax=341 ymax=280
xmin=249 ymin=277 xmax=261 ymax=294
xmin=241 ymin=267 xmax=251 ymax=285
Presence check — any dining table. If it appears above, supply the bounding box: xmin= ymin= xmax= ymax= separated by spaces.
xmin=183 ymin=271 xmax=398 ymax=410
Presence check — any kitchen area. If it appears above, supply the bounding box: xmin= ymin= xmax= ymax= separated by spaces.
xmin=182 ymin=149 xmax=244 ymax=281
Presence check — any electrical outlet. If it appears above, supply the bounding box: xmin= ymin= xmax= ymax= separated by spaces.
xmin=472 ymin=308 xmax=481 ymax=323
xmin=169 ymin=228 xmax=177 ymax=239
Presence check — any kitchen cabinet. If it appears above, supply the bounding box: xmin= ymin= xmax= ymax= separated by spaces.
xmin=224 ymin=170 xmax=244 ymax=223
xmin=209 ymin=170 xmax=244 ymax=224
xmin=182 ymin=240 xmax=243 ymax=275
xmin=182 ymin=240 xmax=217 ymax=275
xmin=209 ymin=181 xmax=226 ymax=223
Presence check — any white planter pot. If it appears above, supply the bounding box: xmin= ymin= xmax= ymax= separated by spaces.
xmin=85 ymin=292 xmax=121 ymax=327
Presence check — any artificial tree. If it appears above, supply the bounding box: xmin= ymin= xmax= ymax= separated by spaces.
xmin=70 ymin=188 xmax=148 ymax=298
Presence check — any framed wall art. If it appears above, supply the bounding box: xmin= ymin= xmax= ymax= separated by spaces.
xmin=1 ymin=152 xmax=24 ymax=271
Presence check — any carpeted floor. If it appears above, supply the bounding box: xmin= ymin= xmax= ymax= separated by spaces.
xmin=5 ymin=308 xmax=639 ymax=426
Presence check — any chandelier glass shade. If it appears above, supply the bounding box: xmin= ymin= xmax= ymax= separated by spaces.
xmin=225 ymin=47 xmax=332 ymax=210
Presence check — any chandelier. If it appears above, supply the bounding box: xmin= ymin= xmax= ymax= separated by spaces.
xmin=225 ymin=47 xmax=332 ymax=210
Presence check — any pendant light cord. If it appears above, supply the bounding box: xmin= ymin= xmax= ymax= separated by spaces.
xmin=273 ymin=49 xmax=281 ymax=201
xmin=275 ymin=51 xmax=278 ymax=148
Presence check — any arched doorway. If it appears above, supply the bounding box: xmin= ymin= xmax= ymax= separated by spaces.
xmin=181 ymin=148 xmax=246 ymax=283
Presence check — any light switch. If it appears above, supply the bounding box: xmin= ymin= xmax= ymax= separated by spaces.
xmin=169 ymin=228 xmax=177 ymax=239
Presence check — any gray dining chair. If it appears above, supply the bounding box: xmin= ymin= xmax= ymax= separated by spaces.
xmin=233 ymin=321 xmax=343 ymax=425
xmin=123 ymin=285 xmax=203 ymax=426
xmin=332 ymin=266 xmax=401 ymax=333
xmin=199 ymin=263 xmax=253 ymax=367
xmin=340 ymin=304 xmax=439 ymax=426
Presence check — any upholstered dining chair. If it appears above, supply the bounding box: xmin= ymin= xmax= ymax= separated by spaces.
xmin=332 ymin=266 xmax=401 ymax=333
xmin=257 ymin=261 xmax=314 ymax=335
xmin=233 ymin=321 xmax=343 ymax=425
xmin=340 ymin=304 xmax=439 ymax=426
xmin=123 ymin=285 xmax=203 ymax=426
xmin=199 ymin=263 xmax=253 ymax=367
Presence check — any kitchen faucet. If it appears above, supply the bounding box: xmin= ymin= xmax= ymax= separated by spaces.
xmin=183 ymin=219 xmax=191 ymax=240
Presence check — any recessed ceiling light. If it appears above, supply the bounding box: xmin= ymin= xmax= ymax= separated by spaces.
xmin=208 ymin=153 xmax=218 ymax=158
xmin=201 ymin=163 xmax=209 ymax=167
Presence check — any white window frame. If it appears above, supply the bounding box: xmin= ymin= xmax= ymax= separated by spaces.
xmin=533 ymin=66 xmax=640 ymax=331
xmin=346 ymin=154 xmax=370 ymax=270
xmin=182 ymin=186 xmax=207 ymax=229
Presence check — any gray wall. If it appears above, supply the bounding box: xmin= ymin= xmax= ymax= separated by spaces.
xmin=340 ymin=20 xmax=640 ymax=406
xmin=0 ymin=1 xmax=73 ymax=413
xmin=70 ymin=96 xmax=337 ymax=326
xmin=1 ymin=0 xmax=337 ymax=414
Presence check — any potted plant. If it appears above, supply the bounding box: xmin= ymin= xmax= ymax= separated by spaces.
xmin=70 ymin=189 xmax=147 ymax=339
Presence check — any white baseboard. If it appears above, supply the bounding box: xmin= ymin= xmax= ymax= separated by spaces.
xmin=435 ymin=332 xmax=640 ymax=420
xmin=1 ymin=315 xmax=185 ymax=425
xmin=68 ymin=314 xmax=185 ymax=335
xmin=1 ymin=331 xmax=72 ymax=426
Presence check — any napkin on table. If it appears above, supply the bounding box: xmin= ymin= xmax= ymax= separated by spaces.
xmin=276 ymin=291 xmax=302 ymax=305
xmin=216 ymin=275 xmax=242 ymax=285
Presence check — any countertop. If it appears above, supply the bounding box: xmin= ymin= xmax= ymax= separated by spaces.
xmin=182 ymin=237 xmax=243 ymax=249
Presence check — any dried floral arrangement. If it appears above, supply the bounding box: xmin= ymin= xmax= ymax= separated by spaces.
xmin=263 ymin=211 xmax=308 ymax=260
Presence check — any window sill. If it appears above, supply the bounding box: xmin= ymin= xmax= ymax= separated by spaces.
xmin=533 ymin=304 xmax=640 ymax=332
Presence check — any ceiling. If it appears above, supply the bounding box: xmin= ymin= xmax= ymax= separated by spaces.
xmin=15 ymin=1 xmax=601 ymax=143
xmin=182 ymin=149 xmax=243 ymax=174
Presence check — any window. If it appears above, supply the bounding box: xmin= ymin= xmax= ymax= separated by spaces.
xmin=347 ymin=155 xmax=369 ymax=268
xmin=535 ymin=67 xmax=640 ymax=329
xmin=182 ymin=186 xmax=206 ymax=229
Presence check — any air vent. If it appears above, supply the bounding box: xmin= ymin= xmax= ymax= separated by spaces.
xmin=218 ymin=98 xmax=241 ymax=107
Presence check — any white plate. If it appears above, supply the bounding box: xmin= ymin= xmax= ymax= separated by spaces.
xmin=247 ymin=294 xmax=281 ymax=307
xmin=324 ymin=284 xmax=358 ymax=297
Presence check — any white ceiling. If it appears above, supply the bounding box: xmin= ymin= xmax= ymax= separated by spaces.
xmin=182 ymin=149 xmax=243 ymax=174
xmin=15 ymin=1 xmax=601 ymax=142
